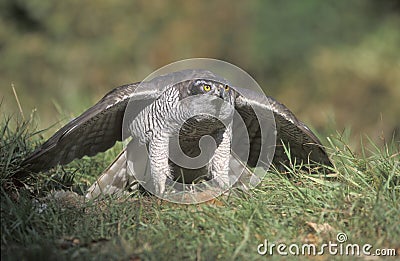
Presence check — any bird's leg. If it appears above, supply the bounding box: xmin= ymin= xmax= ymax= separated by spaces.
xmin=210 ymin=125 xmax=232 ymax=190
xmin=148 ymin=134 xmax=172 ymax=195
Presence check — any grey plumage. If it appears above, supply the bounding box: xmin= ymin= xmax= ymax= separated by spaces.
xmin=18 ymin=70 xmax=333 ymax=197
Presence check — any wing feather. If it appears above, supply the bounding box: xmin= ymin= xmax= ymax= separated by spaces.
xmin=19 ymin=82 xmax=160 ymax=174
xmin=233 ymin=87 xmax=333 ymax=171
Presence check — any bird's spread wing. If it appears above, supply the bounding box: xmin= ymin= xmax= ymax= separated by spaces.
xmin=233 ymin=86 xmax=333 ymax=171
xmin=19 ymin=82 xmax=163 ymax=174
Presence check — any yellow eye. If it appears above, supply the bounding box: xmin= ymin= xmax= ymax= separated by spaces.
xmin=225 ymin=85 xmax=230 ymax=91
xmin=203 ymin=85 xmax=211 ymax=92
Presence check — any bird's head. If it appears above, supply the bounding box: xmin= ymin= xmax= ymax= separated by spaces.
xmin=188 ymin=79 xmax=234 ymax=104
xmin=178 ymin=79 xmax=234 ymax=125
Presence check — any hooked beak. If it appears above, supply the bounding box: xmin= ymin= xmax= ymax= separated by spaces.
xmin=217 ymin=86 xmax=226 ymax=99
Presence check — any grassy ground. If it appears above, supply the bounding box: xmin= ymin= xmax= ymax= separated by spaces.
xmin=1 ymin=115 xmax=399 ymax=261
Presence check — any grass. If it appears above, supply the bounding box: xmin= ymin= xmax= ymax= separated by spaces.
xmin=1 ymin=115 xmax=399 ymax=260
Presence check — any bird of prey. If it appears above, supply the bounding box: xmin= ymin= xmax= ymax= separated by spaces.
xmin=18 ymin=70 xmax=333 ymax=199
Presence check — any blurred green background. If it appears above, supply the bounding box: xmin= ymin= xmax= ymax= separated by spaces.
xmin=1 ymin=0 xmax=399 ymax=150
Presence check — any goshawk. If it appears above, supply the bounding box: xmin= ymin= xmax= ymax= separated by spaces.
xmin=18 ymin=70 xmax=333 ymax=199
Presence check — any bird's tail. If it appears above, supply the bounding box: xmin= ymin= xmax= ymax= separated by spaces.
xmin=85 ymin=148 xmax=137 ymax=199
